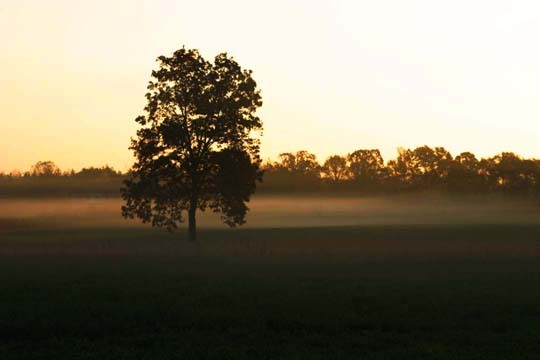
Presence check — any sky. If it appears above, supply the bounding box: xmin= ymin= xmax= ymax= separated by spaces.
xmin=1 ymin=0 xmax=540 ymax=172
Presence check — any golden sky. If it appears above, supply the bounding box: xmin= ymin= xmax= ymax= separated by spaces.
xmin=2 ymin=0 xmax=540 ymax=172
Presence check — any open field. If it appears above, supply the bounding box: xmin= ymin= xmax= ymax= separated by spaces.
xmin=2 ymin=194 xmax=540 ymax=230
xmin=2 ymin=195 xmax=540 ymax=359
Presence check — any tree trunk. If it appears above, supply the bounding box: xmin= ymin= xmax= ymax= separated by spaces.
xmin=188 ymin=202 xmax=197 ymax=242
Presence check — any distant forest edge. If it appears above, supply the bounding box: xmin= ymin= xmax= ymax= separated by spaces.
xmin=3 ymin=146 xmax=540 ymax=197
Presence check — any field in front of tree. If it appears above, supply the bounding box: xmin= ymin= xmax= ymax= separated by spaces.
xmin=1 ymin=194 xmax=540 ymax=230
xmin=1 ymin=195 xmax=540 ymax=359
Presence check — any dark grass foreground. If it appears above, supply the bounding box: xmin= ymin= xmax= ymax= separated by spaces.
xmin=2 ymin=225 xmax=540 ymax=359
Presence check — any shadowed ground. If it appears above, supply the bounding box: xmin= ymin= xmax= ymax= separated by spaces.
xmin=1 ymin=196 xmax=540 ymax=359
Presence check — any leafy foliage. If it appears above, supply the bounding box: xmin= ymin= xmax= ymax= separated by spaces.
xmin=5 ymin=147 xmax=540 ymax=197
xmin=261 ymin=146 xmax=540 ymax=195
xmin=322 ymin=155 xmax=348 ymax=181
xmin=30 ymin=161 xmax=61 ymax=177
xmin=121 ymin=48 xmax=263 ymax=238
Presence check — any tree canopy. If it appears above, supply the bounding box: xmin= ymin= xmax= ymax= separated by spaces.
xmin=30 ymin=161 xmax=61 ymax=177
xmin=3 ymin=146 xmax=540 ymax=197
xmin=121 ymin=48 xmax=263 ymax=241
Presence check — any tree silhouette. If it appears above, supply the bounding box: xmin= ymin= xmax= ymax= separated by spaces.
xmin=277 ymin=151 xmax=320 ymax=177
xmin=322 ymin=155 xmax=348 ymax=181
xmin=347 ymin=149 xmax=384 ymax=186
xmin=447 ymin=152 xmax=483 ymax=192
xmin=386 ymin=146 xmax=453 ymax=189
xmin=411 ymin=146 xmax=453 ymax=188
xmin=486 ymin=152 xmax=536 ymax=194
xmin=387 ymin=147 xmax=414 ymax=187
xmin=30 ymin=161 xmax=61 ymax=177
xmin=121 ymin=48 xmax=263 ymax=241
xmin=76 ymin=166 xmax=120 ymax=178
xmin=455 ymin=152 xmax=479 ymax=171
xmin=268 ymin=151 xmax=321 ymax=190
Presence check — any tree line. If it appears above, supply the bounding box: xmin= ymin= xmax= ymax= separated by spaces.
xmin=0 ymin=162 xmax=123 ymax=197
xmin=2 ymin=146 xmax=540 ymax=197
xmin=2 ymin=161 xmax=122 ymax=178
xmin=265 ymin=147 xmax=540 ymax=195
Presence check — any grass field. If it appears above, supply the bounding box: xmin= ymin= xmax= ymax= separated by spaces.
xmin=1 ymin=195 xmax=540 ymax=359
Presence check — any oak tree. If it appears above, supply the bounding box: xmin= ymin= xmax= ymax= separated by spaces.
xmin=121 ymin=48 xmax=263 ymax=241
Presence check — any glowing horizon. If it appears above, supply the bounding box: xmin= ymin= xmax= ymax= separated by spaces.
xmin=2 ymin=0 xmax=540 ymax=172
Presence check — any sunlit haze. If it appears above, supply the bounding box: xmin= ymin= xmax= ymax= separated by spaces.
xmin=2 ymin=0 xmax=540 ymax=172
